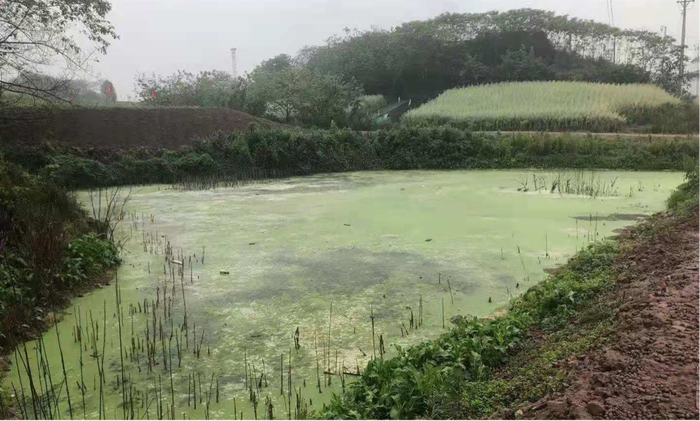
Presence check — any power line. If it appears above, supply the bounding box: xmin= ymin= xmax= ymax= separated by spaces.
xmin=678 ymin=0 xmax=696 ymax=93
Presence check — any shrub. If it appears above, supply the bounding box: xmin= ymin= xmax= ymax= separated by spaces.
xmin=0 ymin=158 xmax=120 ymax=351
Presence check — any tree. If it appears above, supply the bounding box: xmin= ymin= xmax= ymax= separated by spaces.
xmin=101 ymin=80 xmax=117 ymax=104
xmin=247 ymin=65 xmax=363 ymax=127
xmin=293 ymin=9 xmax=684 ymax=99
xmin=134 ymin=70 xmax=254 ymax=110
xmin=495 ymin=46 xmax=552 ymax=82
xmin=258 ymin=54 xmax=293 ymax=74
xmin=0 ymin=0 xmax=118 ymax=105
xmin=652 ymin=45 xmax=693 ymax=96
xmin=247 ymin=67 xmax=301 ymax=122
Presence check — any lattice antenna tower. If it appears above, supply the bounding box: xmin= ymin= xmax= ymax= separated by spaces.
xmin=231 ymin=48 xmax=238 ymax=79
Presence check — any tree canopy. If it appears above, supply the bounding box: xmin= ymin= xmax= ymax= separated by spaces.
xmin=297 ymin=9 xmax=688 ymax=101
xmin=0 ymin=0 xmax=118 ymax=105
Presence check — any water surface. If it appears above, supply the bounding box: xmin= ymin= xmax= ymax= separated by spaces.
xmin=4 ymin=170 xmax=682 ymax=419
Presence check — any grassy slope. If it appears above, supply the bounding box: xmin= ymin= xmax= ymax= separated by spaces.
xmin=319 ymin=168 xmax=699 ymax=420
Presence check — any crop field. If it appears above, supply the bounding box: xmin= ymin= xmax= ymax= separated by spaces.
xmin=403 ymin=81 xmax=684 ymax=132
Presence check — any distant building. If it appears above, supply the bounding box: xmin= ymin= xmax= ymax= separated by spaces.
xmin=690 ymin=56 xmax=699 ymax=98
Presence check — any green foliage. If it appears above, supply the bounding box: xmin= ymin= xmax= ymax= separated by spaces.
xmin=618 ymin=101 xmax=700 ymax=134
xmin=247 ymin=65 xmax=363 ymax=128
xmin=0 ymin=157 xmax=120 ymax=350
xmin=495 ymin=46 xmax=552 ymax=82
xmin=667 ymin=163 xmax=699 ymax=215
xmin=320 ymin=242 xmax=618 ymax=419
xmin=297 ymin=9 xmax=683 ymax=103
xmin=459 ymin=318 xmax=614 ymax=418
xmin=60 ymin=233 xmax=120 ymax=288
xmin=7 ymin=128 xmax=697 ymax=190
xmin=134 ymin=70 xmax=249 ymax=109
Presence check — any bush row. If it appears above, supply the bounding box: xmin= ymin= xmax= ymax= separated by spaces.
xmin=403 ymin=102 xmax=700 ymax=134
xmin=4 ymin=127 xmax=697 ymax=189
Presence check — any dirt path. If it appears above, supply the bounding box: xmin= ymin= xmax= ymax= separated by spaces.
xmin=487 ymin=131 xmax=697 ymax=140
xmin=524 ymin=210 xmax=699 ymax=419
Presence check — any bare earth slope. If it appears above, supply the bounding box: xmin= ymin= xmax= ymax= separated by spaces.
xmin=523 ymin=210 xmax=699 ymax=419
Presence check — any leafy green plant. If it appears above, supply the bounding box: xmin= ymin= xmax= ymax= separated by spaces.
xmin=321 ymin=242 xmax=617 ymax=419
xmin=0 ymin=157 xmax=121 ymax=352
xmin=667 ymin=163 xmax=699 ymax=214
xmin=60 ymin=233 xmax=120 ymax=288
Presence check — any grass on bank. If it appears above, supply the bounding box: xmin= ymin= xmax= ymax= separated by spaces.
xmin=403 ymin=81 xmax=697 ymax=133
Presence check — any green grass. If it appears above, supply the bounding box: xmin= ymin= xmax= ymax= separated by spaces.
xmin=403 ymin=81 xmax=691 ymax=133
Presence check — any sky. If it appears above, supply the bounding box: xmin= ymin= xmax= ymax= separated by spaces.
xmin=86 ymin=0 xmax=700 ymax=100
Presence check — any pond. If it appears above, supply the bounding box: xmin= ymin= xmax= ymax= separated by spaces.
xmin=4 ymin=170 xmax=683 ymax=420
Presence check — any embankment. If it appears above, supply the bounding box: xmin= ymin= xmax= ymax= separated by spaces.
xmin=0 ymin=107 xmax=276 ymax=149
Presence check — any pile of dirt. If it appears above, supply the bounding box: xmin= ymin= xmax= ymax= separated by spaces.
xmin=521 ymin=210 xmax=699 ymax=419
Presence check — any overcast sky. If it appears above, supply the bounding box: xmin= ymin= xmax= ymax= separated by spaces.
xmin=90 ymin=0 xmax=700 ymax=100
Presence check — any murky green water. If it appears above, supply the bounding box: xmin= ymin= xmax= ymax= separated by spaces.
xmin=4 ymin=170 xmax=683 ymax=419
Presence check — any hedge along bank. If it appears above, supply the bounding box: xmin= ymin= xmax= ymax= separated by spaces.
xmin=4 ymin=127 xmax=698 ymax=189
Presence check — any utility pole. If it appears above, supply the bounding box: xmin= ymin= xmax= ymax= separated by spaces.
xmin=678 ymin=0 xmax=695 ymax=93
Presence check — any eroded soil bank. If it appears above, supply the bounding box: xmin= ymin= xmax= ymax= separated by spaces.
xmin=507 ymin=208 xmax=699 ymax=419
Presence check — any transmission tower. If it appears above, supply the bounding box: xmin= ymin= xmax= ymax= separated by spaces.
xmin=231 ymin=48 xmax=238 ymax=79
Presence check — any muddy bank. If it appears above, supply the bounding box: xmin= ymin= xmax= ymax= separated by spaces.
xmin=514 ymin=208 xmax=699 ymax=419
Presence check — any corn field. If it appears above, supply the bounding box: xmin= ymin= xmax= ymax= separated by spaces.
xmin=403 ymin=81 xmax=681 ymax=132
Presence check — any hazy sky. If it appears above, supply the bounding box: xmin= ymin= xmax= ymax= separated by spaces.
xmin=90 ymin=0 xmax=700 ymax=100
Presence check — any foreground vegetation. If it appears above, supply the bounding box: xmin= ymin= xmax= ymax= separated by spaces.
xmin=321 ymin=241 xmax=618 ymax=419
xmin=3 ymin=127 xmax=696 ymax=189
xmin=0 ymin=159 xmax=121 ymax=354
xmin=319 ymin=166 xmax=699 ymax=419
xmin=404 ymin=81 xmax=698 ymax=133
